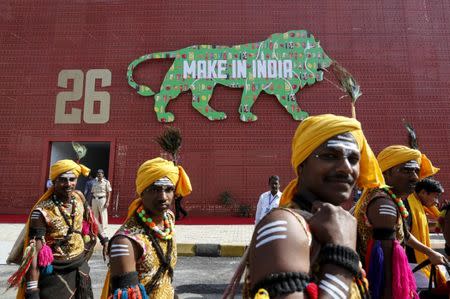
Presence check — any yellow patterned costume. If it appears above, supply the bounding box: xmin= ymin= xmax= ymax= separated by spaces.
xmin=111 ymin=211 xmax=177 ymax=297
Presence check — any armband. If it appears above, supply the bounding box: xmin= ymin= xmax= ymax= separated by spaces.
xmin=251 ymin=272 xmax=310 ymax=298
xmin=111 ymin=271 xmax=139 ymax=289
xmin=319 ymin=244 xmax=360 ymax=277
xmin=29 ymin=227 xmax=46 ymax=239
xmin=372 ymin=228 xmax=396 ymax=240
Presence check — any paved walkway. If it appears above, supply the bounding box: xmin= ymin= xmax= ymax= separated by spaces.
xmin=0 ymin=222 xmax=446 ymax=264
xmin=0 ymin=223 xmax=255 ymax=264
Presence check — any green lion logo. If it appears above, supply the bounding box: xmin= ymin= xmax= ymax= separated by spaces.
xmin=127 ymin=30 xmax=331 ymax=122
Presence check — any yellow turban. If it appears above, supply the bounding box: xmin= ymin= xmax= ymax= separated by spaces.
xmin=16 ymin=159 xmax=90 ymax=299
xmin=377 ymin=145 xmax=439 ymax=179
xmin=280 ymin=114 xmax=385 ymax=206
xmin=50 ymin=159 xmax=90 ymax=180
xmin=127 ymin=157 xmax=192 ymax=219
xmin=101 ymin=158 xmax=192 ymax=299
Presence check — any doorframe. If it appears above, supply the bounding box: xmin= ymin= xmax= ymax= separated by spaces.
xmin=41 ymin=137 xmax=116 ymax=194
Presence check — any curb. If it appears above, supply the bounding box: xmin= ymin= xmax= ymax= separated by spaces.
xmin=177 ymin=244 xmax=247 ymax=257
xmin=94 ymin=242 xmax=248 ymax=257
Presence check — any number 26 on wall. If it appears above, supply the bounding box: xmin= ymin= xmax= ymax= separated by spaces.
xmin=55 ymin=69 xmax=111 ymax=124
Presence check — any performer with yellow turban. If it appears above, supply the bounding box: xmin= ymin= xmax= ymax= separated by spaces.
xmin=224 ymin=114 xmax=384 ymax=299
xmin=101 ymin=157 xmax=192 ymax=299
xmin=405 ymin=178 xmax=447 ymax=288
xmin=7 ymin=159 xmax=107 ymax=299
xmin=354 ymin=145 xmax=446 ymax=299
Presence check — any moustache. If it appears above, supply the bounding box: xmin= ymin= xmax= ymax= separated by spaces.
xmin=324 ymin=174 xmax=355 ymax=185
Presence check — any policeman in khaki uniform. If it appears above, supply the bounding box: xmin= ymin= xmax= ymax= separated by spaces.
xmin=91 ymin=169 xmax=112 ymax=230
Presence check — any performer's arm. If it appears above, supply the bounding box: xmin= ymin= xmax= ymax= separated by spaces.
xmin=366 ymin=197 xmax=398 ymax=299
xmin=109 ymin=236 xmax=148 ymax=298
xmin=25 ymin=211 xmax=46 ymax=297
xmin=404 ymin=231 xmax=446 ymax=265
xmin=249 ymin=205 xmax=357 ymax=299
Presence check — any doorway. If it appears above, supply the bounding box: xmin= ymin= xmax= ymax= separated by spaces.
xmin=49 ymin=141 xmax=111 ymax=193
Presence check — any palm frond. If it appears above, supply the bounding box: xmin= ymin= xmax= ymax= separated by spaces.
xmin=154 ymin=127 xmax=182 ymax=162
xmin=402 ymin=119 xmax=419 ymax=150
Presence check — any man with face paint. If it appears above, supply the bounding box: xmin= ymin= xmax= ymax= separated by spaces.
xmin=101 ymin=158 xmax=192 ymax=299
xmin=354 ymin=145 xmax=446 ymax=299
xmin=8 ymin=159 xmax=108 ymax=299
xmin=233 ymin=114 xmax=384 ymax=299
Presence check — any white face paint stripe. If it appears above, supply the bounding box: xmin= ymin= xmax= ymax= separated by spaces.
xmin=111 ymin=244 xmax=129 ymax=248
xmin=326 ymin=140 xmax=359 ymax=151
xmin=256 ymin=226 xmax=288 ymax=240
xmin=380 ymin=211 xmax=398 ymax=217
xmin=255 ymin=234 xmax=287 ymax=248
xmin=319 ymin=283 xmax=342 ymax=299
xmin=257 ymin=220 xmax=288 ymax=234
xmin=320 ymin=281 xmax=346 ymax=299
xmin=324 ymin=273 xmax=349 ymax=292
xmin=110 ymin=253 xmax=131 ymax=258
xmin=404 ymin=161 xmax=419 ymax=168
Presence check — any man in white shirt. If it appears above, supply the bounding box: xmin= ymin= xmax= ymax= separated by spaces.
xmin=255 ymin=175 xmax=282 ymax=224
xmin=91 ymin=169 xmax=112 ymax=230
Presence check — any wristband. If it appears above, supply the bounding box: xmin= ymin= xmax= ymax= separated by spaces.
xmin=25 ymin=289 xmax=40 ymax=299
xmin=98 ymin=234 xmax=109 ymax=246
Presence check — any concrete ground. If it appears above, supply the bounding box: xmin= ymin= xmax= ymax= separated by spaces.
xmin=0 ymin=223 xmax=255 ymax=264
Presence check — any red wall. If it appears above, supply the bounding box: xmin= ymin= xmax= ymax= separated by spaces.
xmin=1 ymin=1 xmax=450 ymax=217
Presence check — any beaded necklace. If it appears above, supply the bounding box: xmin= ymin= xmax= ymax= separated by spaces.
xmin=382 ymin=187 xmax=409 ymax=218
xmin=136 ymin=206 xmax=174 ymax=240
xmin=51 ymin=194 xmax=77 ymax=234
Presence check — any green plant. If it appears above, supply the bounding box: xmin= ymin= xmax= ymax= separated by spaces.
xmin=219 ymin=191 xmax=234 ymax=206
xmin=238 ymin=204 xmax=251 ymax=217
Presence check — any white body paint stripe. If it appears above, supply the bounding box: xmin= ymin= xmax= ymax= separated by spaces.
xmin=257 ymin=220 xmax=288 ymax=234
xmin=380 ymin=204 xmax=397 ymax=211
xmin=320 ymin=280 xmax=346 ymax=299
xmin=110 ymin=253 xmax=130 ymax=258
xmin=319 ymin=283 xmax=342 ymax=299
xmin=324 ymin=273 xmax=349 ymax=292
xmin=255 ymin=235 xmax=287 ymax=248
xmin=256 ymin=226 xmax=288 ymax=240
xmin=110 ymin=249 xmax=129 ymax=253
xmin=380 ymin=208 xmax=397 ymax=213
xmin=111 ymin=244 xmax=129 ymax=248
xmin=380 ymin=211 xmax=397 ymax=217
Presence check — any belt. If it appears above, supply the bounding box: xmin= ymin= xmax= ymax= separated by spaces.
xmin=94 ymin=196 xmax=105 ymax=199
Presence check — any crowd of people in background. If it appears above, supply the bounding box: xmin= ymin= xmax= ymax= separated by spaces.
xmin=8 ymin=113 xmax=450 ymax=299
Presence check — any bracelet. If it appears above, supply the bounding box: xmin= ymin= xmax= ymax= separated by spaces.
xmin=319 ymin=244 xmax=360 ymax=277
xmin=98 ymin=234 xmax=109 ymax=246
xmin=25 ymin=289 xmax=40 ymax=299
